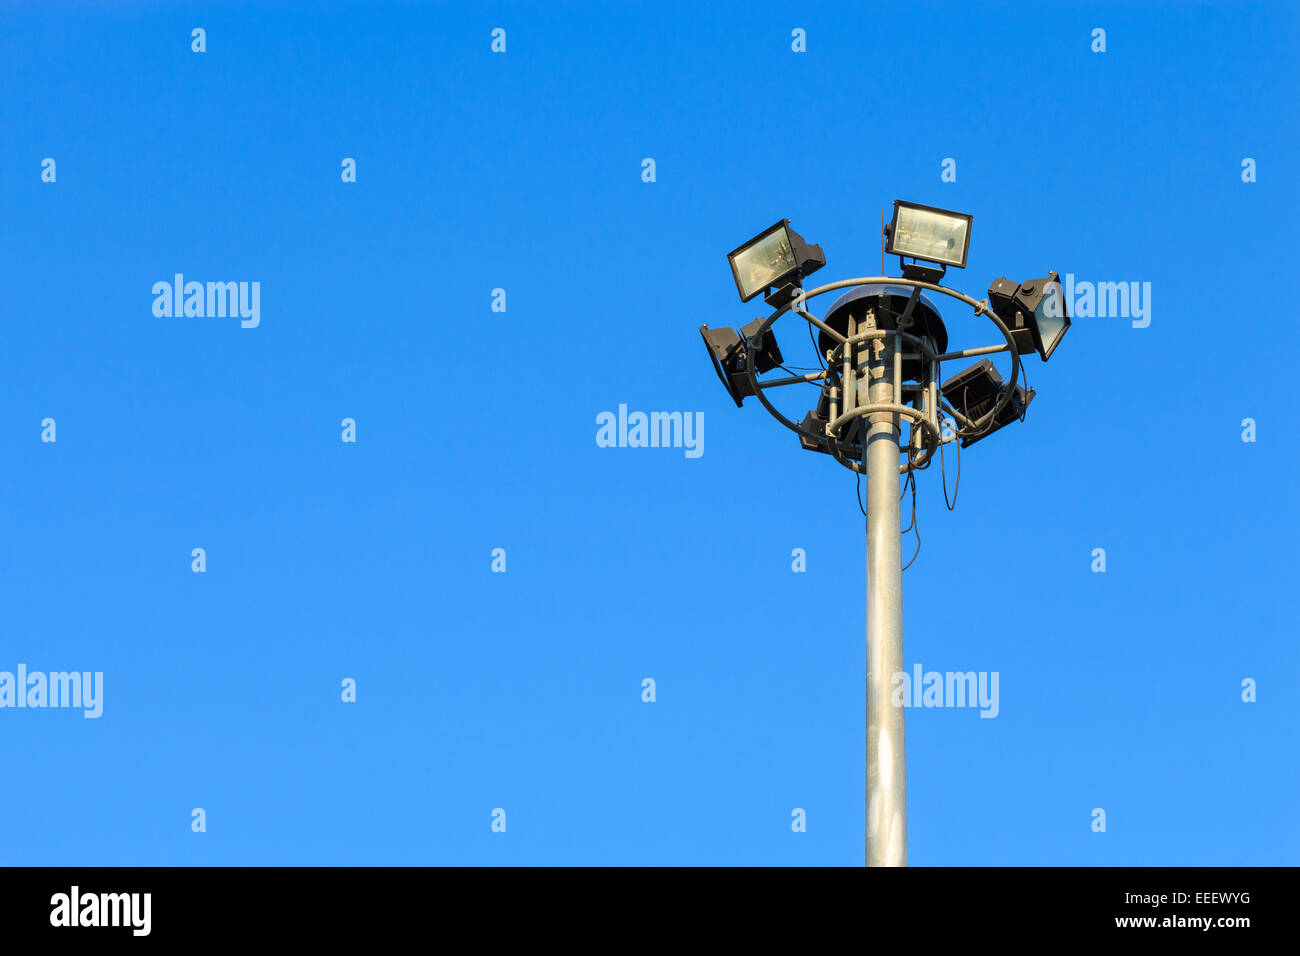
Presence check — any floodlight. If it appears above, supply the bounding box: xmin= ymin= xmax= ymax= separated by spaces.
xmin=699 ymin=320 xmax=783 ymax=408
xmin=885 ymin=201 xmax=972 ymax=270
xmin=798 ymin=387 xmax=831 ymax=452
xmin=727 ymin=219 xmax=825 ymax=304
xmin=738 ymin=318 xmax=784 ymax=374
xmin=941 ymin=359 xmax=1034 ymax=448
xmin=987 ymin=271 xmax=1071 ymax=362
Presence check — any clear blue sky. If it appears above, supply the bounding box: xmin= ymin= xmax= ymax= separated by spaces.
xmin=1 ymin=0 xmax=1296 ymax=866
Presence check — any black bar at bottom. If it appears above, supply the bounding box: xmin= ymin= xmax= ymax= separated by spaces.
xmin=0 ymin=865 xmax=1282 ymax=942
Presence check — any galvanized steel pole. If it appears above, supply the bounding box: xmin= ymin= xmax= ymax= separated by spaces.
xmin=860 ymin=309 xmax=907 ymax=867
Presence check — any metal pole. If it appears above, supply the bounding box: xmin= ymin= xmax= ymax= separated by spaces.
xmin=859 ymin=309 xmax=907 ymax=867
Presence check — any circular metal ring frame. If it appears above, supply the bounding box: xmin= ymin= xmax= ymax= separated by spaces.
xmin=741 ymin=276 xmax=1023 ymax=475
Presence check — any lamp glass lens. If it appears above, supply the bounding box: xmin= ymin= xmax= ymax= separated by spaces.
xmin=733 ymin=227 xmax=796 ymax=300
xmin=892 ymin=206 xmax=969 ymax=267
xmin=1035 ymin=279 xmax=1069 ymax=358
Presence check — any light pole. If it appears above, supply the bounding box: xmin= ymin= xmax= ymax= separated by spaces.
xmin=701 ymin=203 xmax=1070 ymax=866
xmin=860 ymin=307 xmax=907 ymax=867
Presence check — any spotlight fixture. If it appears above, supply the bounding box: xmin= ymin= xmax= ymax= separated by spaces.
xmin=941 ymin=358 xmax=1034 ymax=448
xmin=987 ymin=271 xmax=1071 ymax=362
xmin=884 ymin=201 xmax=972 ymax=279
xmin=727 ymin=219 xmax=826 ymax=306
xmin=699 ymin=318 xmax=784 ymax=408
xmin=738 ymin=318 xmax=784 ymax=372
xmin=798 ymin=385 xmax=833 ymax=454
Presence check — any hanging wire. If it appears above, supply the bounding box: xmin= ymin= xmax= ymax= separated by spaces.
xmin=939 ymin=413 xmax=961 ymax=511
xmin=901 ymin=439 xmax=921 ymax=570
xmin=901 ymin=484 xmax=921 ymax=572
xmin=1017 ymin=356 xmax=1032 ymax=422
xmin=808 ymin=320 xmax=826 ymax=370
xmin=778 ymin=364 xmax=824 ymax=380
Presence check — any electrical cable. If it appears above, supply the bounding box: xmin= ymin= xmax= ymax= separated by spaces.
xmin=1017 ymin=355 xmax=1032 ymax=422
xmin=939 ymin=413 xmax=961 ymax=512
xmin=777 ymin=364 xmax=824 ymax=382
xmin=808 ymin=319 xmax=826 ymax=369
xmin=902 ymin=428 xmax=920 ymax=560
xmin=901 ymin=469 xmax=921 ymax=571
xmin=900 ymin=468 xmax=915 ymax=527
